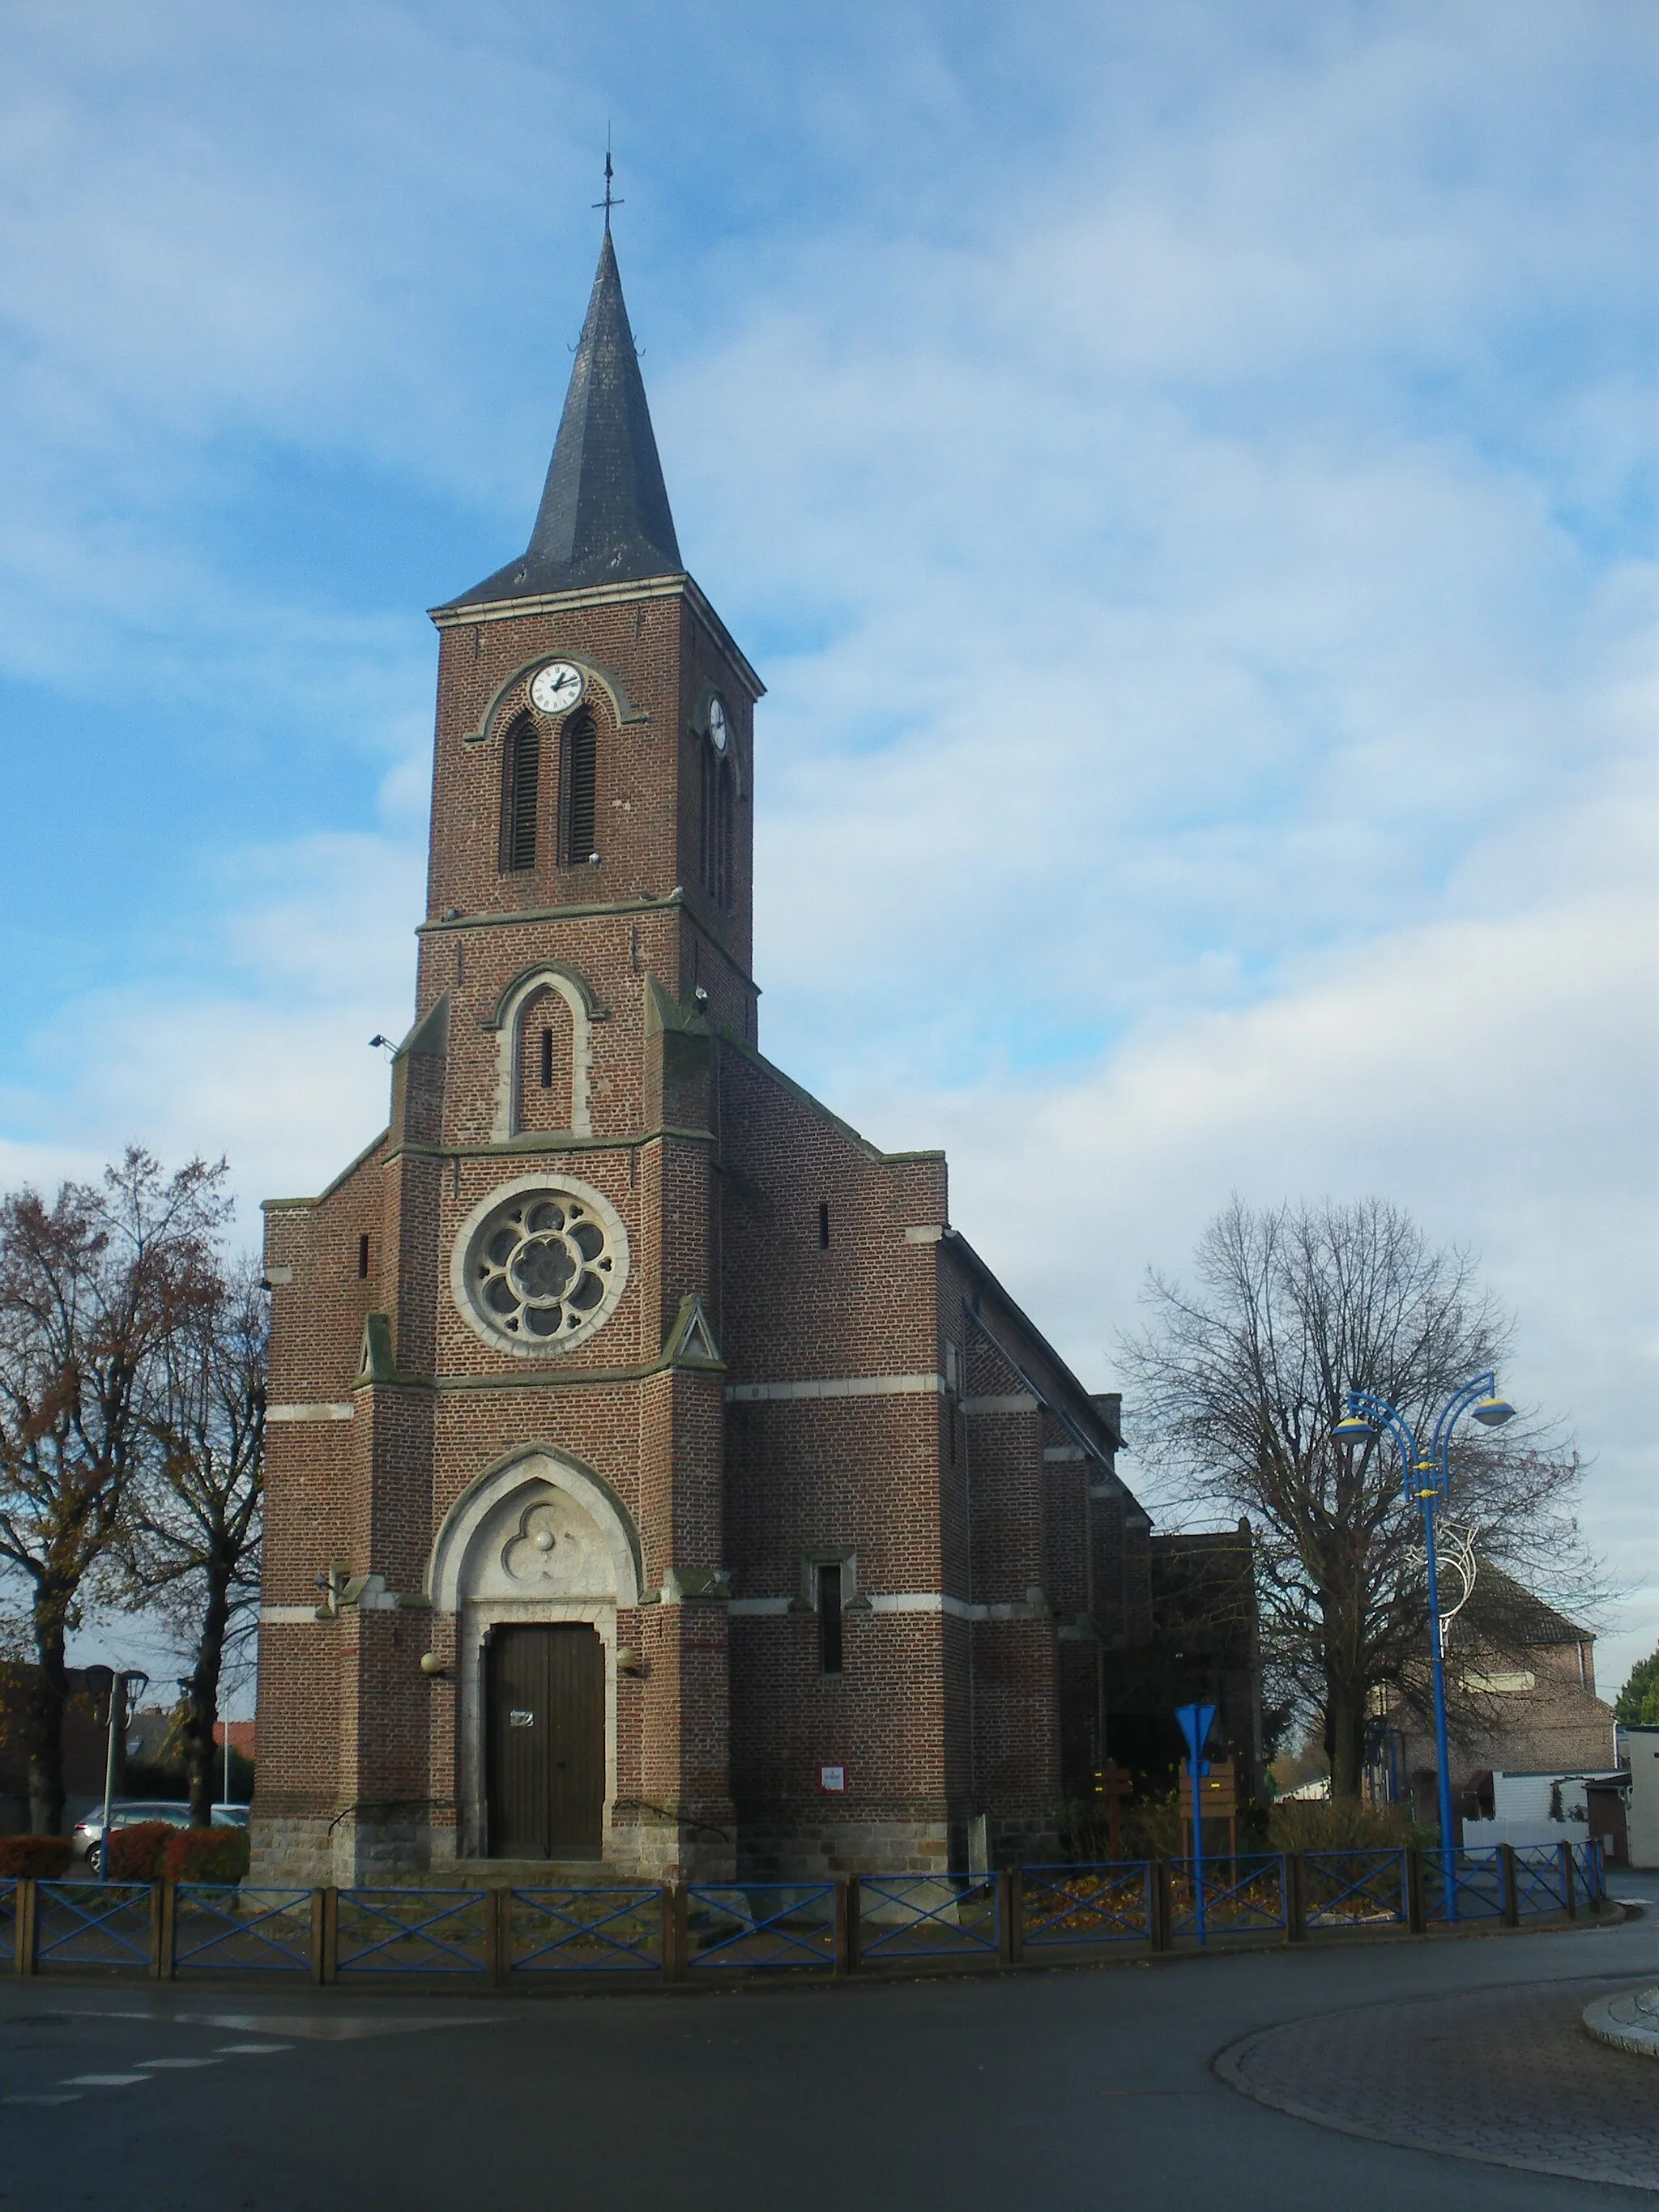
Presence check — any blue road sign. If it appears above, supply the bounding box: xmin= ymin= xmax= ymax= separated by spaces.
xmin=1175 ymin=1703 xmax=1216 ymax=1765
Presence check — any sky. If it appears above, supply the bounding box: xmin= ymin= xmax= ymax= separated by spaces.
xmin=1 ymin=1 xmax=1654 ymax=1709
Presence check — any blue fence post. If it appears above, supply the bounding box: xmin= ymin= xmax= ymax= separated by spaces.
xmin=1499 ymin=1843 xmax=1519 ymax=1927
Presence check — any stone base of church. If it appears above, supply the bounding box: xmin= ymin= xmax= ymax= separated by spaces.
xmin=735 ymin=1813 xmax=1063 ymax=1878
xmin=250 ymin=1811 xmax=741 ymax=1888
xmin=605 ymin=1816 xmax=736 ymax=1883
xmin=251 ymin=1813 xmax=455 ymax=1888
xmin=736 ymin=1819 xmax=949 ymax=1879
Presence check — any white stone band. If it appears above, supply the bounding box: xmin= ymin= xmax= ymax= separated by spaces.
xmin=730 ymin=1592 xmax=1051 ymax=1622
xmin=725 ymin=1374 xmax=945 ymax=1404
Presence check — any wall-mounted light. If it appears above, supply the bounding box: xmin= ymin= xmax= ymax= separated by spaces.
xmin=616 ymin=1647 xmax=645 ymax=1677
xmin=313 ymin=1566 xmax=348 ymax=1618
xmin=420 ymin=1652 xmax=449 ymax=1677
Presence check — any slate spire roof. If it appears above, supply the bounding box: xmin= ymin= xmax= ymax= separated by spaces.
xmin=446 ymin=232 xmax=682 ymax=607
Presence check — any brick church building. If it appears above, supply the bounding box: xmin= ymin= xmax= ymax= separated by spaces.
xmin=253 ymin=229 xmax=1241 ymax=1886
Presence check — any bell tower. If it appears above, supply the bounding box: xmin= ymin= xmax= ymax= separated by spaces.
xmin=420 ymin=228 xmax=762 ymax=1043
xmin=258 ymin=223 xmax=762 ymax=1886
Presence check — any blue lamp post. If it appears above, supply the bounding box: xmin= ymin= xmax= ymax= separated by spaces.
xmin=1331 ymin=1374 xmax=1515 ymax=1898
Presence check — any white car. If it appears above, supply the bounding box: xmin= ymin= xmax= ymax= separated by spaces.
xmin=72 ymin=1799 xmax=247 ymax=1874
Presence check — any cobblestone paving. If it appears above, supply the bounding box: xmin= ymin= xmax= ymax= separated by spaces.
xmin=1217 ymin=1975 xmax=1659 ymax=2193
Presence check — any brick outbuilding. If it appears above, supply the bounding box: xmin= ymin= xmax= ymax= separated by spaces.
xmin=253 ymin=232 xmax=1181 ymax=1886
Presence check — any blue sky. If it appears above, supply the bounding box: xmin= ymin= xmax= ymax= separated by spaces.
xmin=2 ymin=1 xmax=1655 ymax=1703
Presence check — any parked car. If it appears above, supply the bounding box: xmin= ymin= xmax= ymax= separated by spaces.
xmin=73 ymin=1799 xmax=247 ymax=1873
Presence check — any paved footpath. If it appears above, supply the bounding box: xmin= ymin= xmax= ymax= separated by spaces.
xmin=1220 ymin=1971 xmax=1657 ymax=2190
xmin=2 ymin=1895 xmax=1657 ymax=2210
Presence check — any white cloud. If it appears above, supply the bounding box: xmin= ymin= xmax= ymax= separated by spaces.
xmin=2 ymin=0 xmax=1654 ymax=1697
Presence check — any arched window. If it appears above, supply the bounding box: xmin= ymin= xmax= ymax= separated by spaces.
xmin=560 ymin=714 xmax=597 ymax=866
xmin=514 ymin=982 xmax=574 ymax=1132
xmin=498 ymin=718 xmax=539 ymax=872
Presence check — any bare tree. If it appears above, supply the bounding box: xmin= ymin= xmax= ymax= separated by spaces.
xmin=0 ymin=1150 xmax=228 ymax=1831
xmin=121 ymin=1256 xmax=265 ymax=1826
xmin=1120 ymin=1198 xmax=1596 ymax=1798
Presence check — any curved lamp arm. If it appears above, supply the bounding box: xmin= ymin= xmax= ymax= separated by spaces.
xmin=1343 ymin=1389 xmax=1421 ymax=1502
xmin=1429 ymin=1370 xmax=1498 ymax=1476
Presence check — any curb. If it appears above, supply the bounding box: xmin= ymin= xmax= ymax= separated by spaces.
xmin=1583 ymin=1985 xmax=1659 ymax=2060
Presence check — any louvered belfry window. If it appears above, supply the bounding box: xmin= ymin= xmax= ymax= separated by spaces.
xmin=699 ymin=741 xmax=717 ymax=897
xmin=700 ymin=744 xmax=735 ymax=911
xmin=499 ymin=717 xmax=540 ymax=872
xmin=716 ymin=757 xmax=734 ymax=912
xmin=561 ymin=714 xmax=598 ymax=865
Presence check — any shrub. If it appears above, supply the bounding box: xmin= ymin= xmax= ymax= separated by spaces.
xmin=106 ymin=1822 xmax=175 ymax=1882
xmin=164 ymin=1826 xmax=250 ymax=1885
xmin=1120 ymin=1792 xmax=1187 ymax=1860
xmin=1267 ymin=1798 xmax=1417 ymax=1852
xmin=0 ymin=1835 xmax=73 ymax=1879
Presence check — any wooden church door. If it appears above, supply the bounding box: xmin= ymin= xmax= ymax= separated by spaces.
xmin=485 ymin=1625 xmax=605 ymax=1858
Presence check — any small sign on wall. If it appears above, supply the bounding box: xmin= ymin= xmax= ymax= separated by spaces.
xmin=819 ymin=1763 xmax=847 ymax=1793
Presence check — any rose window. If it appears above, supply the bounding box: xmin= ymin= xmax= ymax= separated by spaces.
xmin=462 ymin=1186 xmax=625 ymax=1350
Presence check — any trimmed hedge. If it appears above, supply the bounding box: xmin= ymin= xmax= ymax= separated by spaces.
xmin=0 ymin=1835 xmax=72 ymax=1879
xmin=106 ymin=1822 xmax=176 ymax=1882
xmin=164 ymin=1826 xmax=250 ymax=1885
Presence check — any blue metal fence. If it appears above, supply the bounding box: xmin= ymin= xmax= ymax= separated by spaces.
xmin=1424 ymin=1847 xmax=1504 ymax=1924
xmin=175 ymin=1886 xmax=313 ymax=1973
xmin=1021 ymin=1862 xmax=1153 ymax=1948
xmin=7 ymin=1840 xmax=1606 ymax=1988
xmin=335 ymin=1887 xmax=490 ymax=1975
xmin=1512 ymin=1846 xmax=1568 ymax=1917
xmin=35 ymin=1880 xmax=152 ymax=1970
xmin=686 ymin=1882 xmax=837 ymax=1971
xmin=1304 ymin=1848 xmax=1408 ymax=1930
xmin=1170 ymin=1852 xmax=1287 ymax=1940
xmin=857 ymin=1873 xmax=1000 ymax=1962
xmin=511 ymin=1885 xmax=663 ymax=1973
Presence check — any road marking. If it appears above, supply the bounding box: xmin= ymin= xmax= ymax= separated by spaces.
xmin=62 ymin=2073 xmax=147 ymax=2086
xmin=214 ymin=2042 xmax=292 ymax=2054
xmin=3 ymin=2093 xmax=80 ymax=2105
xmin=31 ymin=2005 xmax=501 ymax=2042
xmin=137 ymin=2056 xmax=220 ymax=2069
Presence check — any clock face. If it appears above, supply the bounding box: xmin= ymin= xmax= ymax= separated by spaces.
xmin=707 ymin=696 xmax=729 ymax=753
xmin=529 ymin=662 xmax=583 ymax=716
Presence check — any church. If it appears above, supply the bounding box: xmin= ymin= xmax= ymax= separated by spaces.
xmin=252 ymin=227 xmax=1213 ymax=1887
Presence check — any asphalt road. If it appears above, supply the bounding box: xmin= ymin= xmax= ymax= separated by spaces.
xmin=2 ymin=1894 xmax=1655 ymax=2211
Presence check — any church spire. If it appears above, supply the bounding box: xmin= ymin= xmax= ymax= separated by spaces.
xmin=446 ymin=228 xmax=682 ymax=607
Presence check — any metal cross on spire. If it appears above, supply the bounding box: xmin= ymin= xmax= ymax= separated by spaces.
xmin=593 ymin=135 xmax=623 ymax=232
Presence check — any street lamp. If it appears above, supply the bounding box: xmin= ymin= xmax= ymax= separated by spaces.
xmin=1331 ymin=1374 xmax=1515 ymax=1902
xmin=98 ymin=1668 xmax=149 ymax=1882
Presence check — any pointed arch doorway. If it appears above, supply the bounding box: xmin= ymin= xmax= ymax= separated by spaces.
xmin=486 ymin=1622 xmax=604 ymax=1857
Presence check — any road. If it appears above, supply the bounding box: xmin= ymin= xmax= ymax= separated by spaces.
xmin=2 ymin=1886 xmax=1655 ymax=2210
